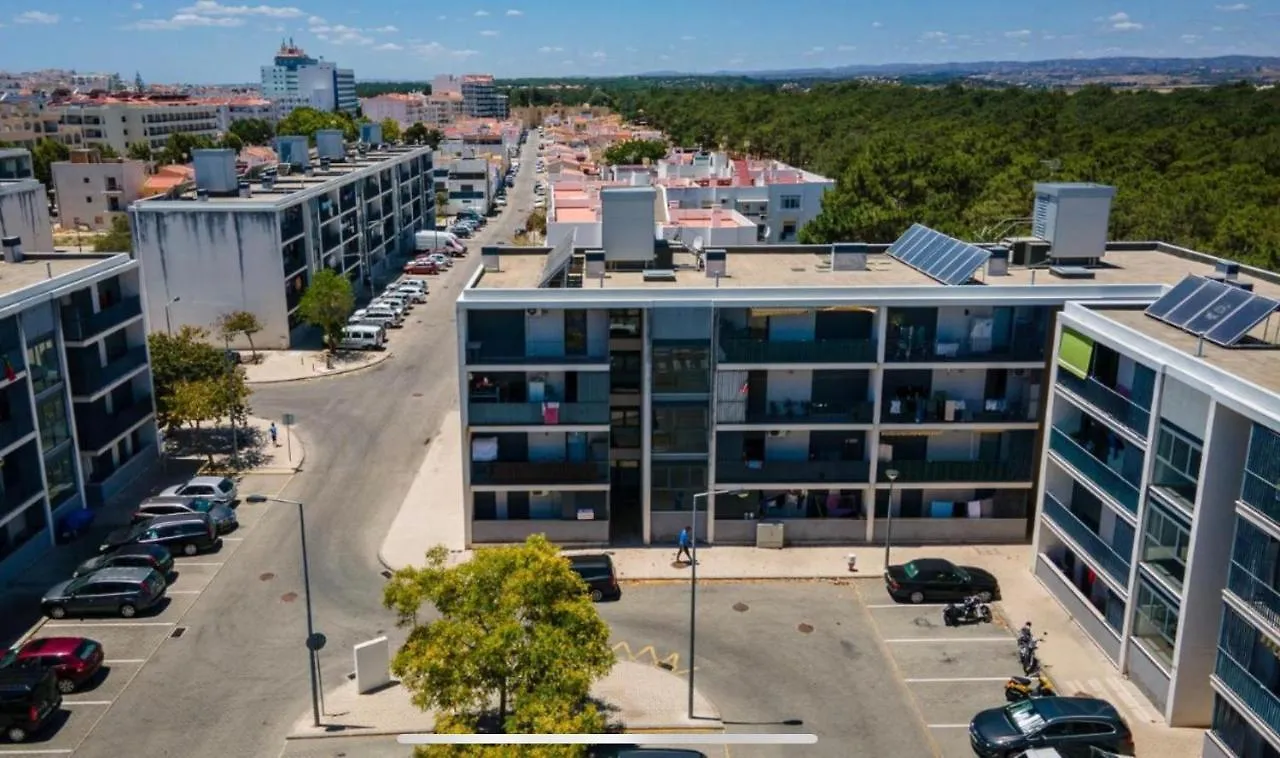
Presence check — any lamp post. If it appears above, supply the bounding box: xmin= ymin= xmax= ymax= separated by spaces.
xmin=882 ymin=468 xmax=901 ymax=569
xmin=246 ymin=494 xmax=321 ymax=727
xmin=688 ymin=487 xmax=748 ymax=720
xmin=163 ymin=296 xmax=180 ymax=336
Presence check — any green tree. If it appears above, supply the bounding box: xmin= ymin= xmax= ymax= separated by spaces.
xmin=525 ymin=208 xmax=547 ymax=235
xmin=219 ymin=132 xmax=244 ymax=152
xmin=383 ymin=537 xmax=614 ymax=756
xmin=167 ymin=375 xmax=251 ymax=465
xmin=96 ymin=143 xmax=120 ymax=159
xmin=216 ymin=310 xmax=263 ymax=362
xmin=435 ymin=189 xmax=449 ymax=217
xmin=228 ymin=118 xmax=275 ymax=146
xmin=93 ymin=215 xmax=133 ymax=253
xmin=126 ymin=142 xmax=153 ymax=161
xmin=31 ymin=138 xmax=69 ymax=186
xmin=379 ymin=118 xmax=402 ymax=143
xmin=277 ymin=107 xmax=359 ymax=143
xmin=148 ymin=326 xmax=250 ymax=432
xmin=601 ymin=139 xmax=667 ymax=165
xmin=296 ymin=269 xmax=355 ymax=350
xmin=404 ymin=122 xmax=429 ymax=145
xmin=158 ymin=132 xmax=215 ymax=165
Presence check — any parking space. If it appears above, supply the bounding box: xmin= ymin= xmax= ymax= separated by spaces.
xmin=859 ymin=590 xmax=1022 ymax=758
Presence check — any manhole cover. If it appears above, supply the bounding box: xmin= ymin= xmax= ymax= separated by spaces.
xmin=259 ymin=572 xmax=275 ymax=581
xmin=732 ymin=602 xmax=749 ymax=612
xmin=281 ymin=592 xmax=298 ymax=603
xmin=170 ymin=627 xmax=187 ymax=639
xmin=798 ymin=623 xmax=814 ymax=634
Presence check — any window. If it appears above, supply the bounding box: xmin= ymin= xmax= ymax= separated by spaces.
xmin=609 ymin=310 xmax=642 ymax=338
xmin=780 ymin=222 xmax=798 ymax=242
xmin=83 ymin=177 xmax=90 ymax=184
xmin=1213 ymin=695 xmax=1280 ymax=758
xmin=1133 ymin=576 xmax=1179 ymax=668
xmin=1152 ymin=423 xmax=1202 ymax=508
xmin=26 ymin=334 xmax=61 ymax=394
xmin=652 ymin=405 xmax=709 ymax=454
xmin=650 ymin=462 xmax=707 ymax=511
xmin=85 ymin=196 xmax=93 ymax=204
xmin=651 ymin=346 xmax=710 ymax=394
xmin=1242 ymin=423 xmax=1280 ymax=522
xmin=610 ymin=352 xmax=641 ymax=394
xmin=44 ymin=445 xmax=77 ymax=507
xmin=780 ymin=194 xmax=801 ymax=210
xmin=610 ymin=409 xmax=641 ymax=449
xmin=1141 ymin=502 xmax=1190 ymax=591
xmin=37 ymin=393 xmax=70 ymax=453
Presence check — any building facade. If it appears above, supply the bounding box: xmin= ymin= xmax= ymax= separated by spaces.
xmin=460 ymin=75 xmax=509 ymax=119
xmin=435 ymin=154 xmax=495 ymax=214
xmin=0 ymin=97 xmax=80 ymax=151
xmin=0 ymin=243 xmax=159 ymax=584
xmin=48 ymin=97 xmax=221 ymax=154
xmin=214 ymin=98 xmax=277 ymax=132
xmin=360 ymin=93 xmax=427 ymax=128
xmin=130 ymin=141 xmax=434 ymax=349
xmin=260 ymin=41 xmax=357 ymax=116
xmin=52 ymin=149 xmax=147 ymax=230
xmin=0 ymin=149 xmax=54 ymax=253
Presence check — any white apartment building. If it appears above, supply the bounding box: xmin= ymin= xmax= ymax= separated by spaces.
xmin=260 ymin=41 xmax=357 ymax=116
xmin=424 ymin=93 xmax=465 ymax=128
xmin=48 ymin=96 xmax=220 ymax=154
xmin=433 ymin=153 xmax=494 ymax=215
xmin=214 ymin=98 xmax=277 ymax=132
xmin=51 ymin=149 xmax=146 ymax=231
xmin=130 ymin=136 xmax=434 ymax=349
xmin=0 ymin=97 xmax=80 ymax=151
xmin=432 ymin=74 xmax=462 ymax=97
xmin=360 ymin=93 xmax=427 ymax=128
xmin=0 ymin=149 xmax=54 ymax=252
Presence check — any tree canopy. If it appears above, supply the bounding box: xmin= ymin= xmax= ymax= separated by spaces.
xmin=228 ymin=118 xmax=275 ymax=146
xmin=296 ymin=269 xmax=355 ymax=349
xmin=403 ymin=123 xmax=444 ymax=149
xmin=608 ymin=81 xmax=1280 ymax=270
xmin=159 ymin=133 xmax=215 ymax=166
xmin=379 ymin=118 xmax=402 ymax=143
xmin=276 ymin=107 xmax=359 ymax=143
xmin=30 ymin=138 xmax=69 ymax=187
xmin=93 ymin=215 xmax=133 ymax=253
xmin=148 ymin=326 xmax=251 ymax=433
xmin=602 ymin=139 xmax=667 ymax=166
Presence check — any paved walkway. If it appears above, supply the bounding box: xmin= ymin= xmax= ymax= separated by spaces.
xmin=286 ymin=660 xmax=720 ymax=740
xmin=378 ymin=410 xmax=466 ymax=567
xmin=244 ymin=349 xmax=390 ymax=384
xmin=189 ymin=415 xmax=307 ymax=475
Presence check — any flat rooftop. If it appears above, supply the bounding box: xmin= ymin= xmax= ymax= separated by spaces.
xmin=0 ymin=255 xmax=110 ymax=297
xmin=474 ymin=245 xmax=1280 ymax=294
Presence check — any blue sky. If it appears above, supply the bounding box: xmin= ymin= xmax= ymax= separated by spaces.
xmin=0 ymin=0 xmax=1277 ymax=83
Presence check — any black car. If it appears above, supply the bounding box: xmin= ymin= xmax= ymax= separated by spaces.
xmin=0 ymin=668 xmax=61 ymax=743
xmin=970 ymin=697 xmax=1135 ymax=757
xmin=73 ymin=544 xmax=173 ymax=579
xmin=101 ymin=513 xmax=220 ymax=557
xmin=568 ymin=554 xmax=621 ymax=602
xmin=884 ymin=557 xmax=999 ymax=604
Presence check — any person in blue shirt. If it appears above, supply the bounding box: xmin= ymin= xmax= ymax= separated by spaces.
xmin=676 ymin=527 xmax=693 ymax=564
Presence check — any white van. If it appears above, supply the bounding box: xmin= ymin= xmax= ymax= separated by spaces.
xmin=352 ymin=307 xmax=402 ymax=328
xmin=339 ymin=324 xmax=385 ymax=350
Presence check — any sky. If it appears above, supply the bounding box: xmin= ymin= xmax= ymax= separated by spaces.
xmin=0 ymin=0 xmax=1277 ymax=84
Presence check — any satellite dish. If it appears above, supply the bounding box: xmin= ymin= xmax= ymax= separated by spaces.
xmin=692 ymin=235 xmax=704 ymax=253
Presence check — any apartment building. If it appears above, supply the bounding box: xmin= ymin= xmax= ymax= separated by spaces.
xmin=434 ymin=154 xmax=495 ymax=215
xmin=360 ymin=93 xmax=427 ymax=128
xmin=0 ymin=97 xmax=80 ymax=151
xmin=0 ymin=238 xmax=159 ymax=584
xmin=0 ymin=149 xmax=54 ymax=252
xmin=424 ymin=92 xmax=465 ymax=128
xmin=460 ymin=75 xmax=509 ymax=119
xmin=52 ymin=149 xmax=146 ymax=230
xmin=48 ymin=95 xmax=221 ymax=154
xmin=214 ymin=97 xmax=277 ymax=132
xmin=130 ymin=134 xmax=434 ymax=349
xmin=260 ymin=40 xmax=357 ymax=116
xmin=549 ymin=184 xmax=762 ymax=249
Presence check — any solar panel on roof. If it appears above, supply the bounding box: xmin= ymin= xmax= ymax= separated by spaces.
xmin=1206 ymin=294 xmax=1280 ymax=347
xmin=1182 ymin=286 xmax=1253 ymax=335
xmin=940 ymin=249 xmax=990 ymax=286
xmin=1163 ymin=278 xmax=1232 ymax=327
xmin=1144 ymin=276 xmax=1211 ymax=320
xmin=914 ymin=239 xmax=951 ymax=271
xmin=886 ymin=224 xmax=991 ymax=286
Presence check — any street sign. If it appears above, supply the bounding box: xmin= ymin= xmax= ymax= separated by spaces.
xmin=282 ymin=413 xmax=296 ymax=426
xmin=306 ymin=632 xmax=327 ymax=652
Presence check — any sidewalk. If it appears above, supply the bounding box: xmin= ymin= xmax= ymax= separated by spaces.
xmin=244 ymin=349 xmax=391 ymax=384
xmin=184 ymin=415 xmax=307 ymax=476
xmin=286 ymin=660 xmax=721 ymax=740
xmin=378 ymin=410 xmax=466 ymax=569
xmin=236 ymin=416 xmax=307 ymax=474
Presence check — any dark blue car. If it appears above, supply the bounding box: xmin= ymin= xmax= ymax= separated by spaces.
xmin=969 ymin=697 xmax=1135 ymax=757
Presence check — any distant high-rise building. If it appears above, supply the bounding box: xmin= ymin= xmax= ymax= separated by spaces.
xmin=260 ymin=40 xmax=357 ymax=117
xmin=460 ymin=74 xmax=508 ymax=119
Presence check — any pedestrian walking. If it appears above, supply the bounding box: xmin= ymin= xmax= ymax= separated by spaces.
xmin=270 ymin=422 xmax=279 ymax=447
xmin=676 ymin=527 xmax=694 ymax=564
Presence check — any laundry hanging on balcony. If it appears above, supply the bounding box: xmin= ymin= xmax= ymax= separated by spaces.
xmin=542 ymin=401 xmax=560 ymax=424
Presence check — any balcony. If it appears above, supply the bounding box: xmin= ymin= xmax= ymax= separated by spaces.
xmin=0 ymin=475 xmax=43 ymax=514
xmin=881 ymin=398 xmax=1033 ymax=425
xmin=887 ymin=335 xmax=1044 ymax=363
xmin=0 ymin=402 xmax=34 ymax=452
xmin=877 ymin=458 xmax=1034 ymax=483
xmin=1215 ymin=650 xmax=1280 ymax=738
xmin=1057 ymin=373 xmax=1151 ymax=439
xmin=71 ymin=346 xmax=149 ymax=399
xmin=718 ymin=337 xmax=876 ymax=365
xmin=1227 ymin=562 xmax=1280 ymax=635
xmin=77 ymin=395 xmax=155 ymax=451
xmin=61 ymin=297 xmax=143 ymax=342
xmin=470 ymin=461 xmax=609 ymax=486
xmin=716 ymin=459 xmax=870 ymax=485
xmin=1042 ymin=493 xmax=1131 ymax=587
xmin=740 ymin=400 xmax=875 ymax=425
xmin=467 ymin=341 xmax=609 ymax=366
xmin=468 ymin=402 xmax=609 ymax=426
xmin=1048 ymin=427 xmax=1140 ymax=513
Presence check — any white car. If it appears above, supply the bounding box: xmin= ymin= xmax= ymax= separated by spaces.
xmin=160 ymin=476 xmax=238 ymax=506
xmin=393 ymin=284 xmax=427 ymax=303
xmin=427 ymin=253 xmax=452 ymax=269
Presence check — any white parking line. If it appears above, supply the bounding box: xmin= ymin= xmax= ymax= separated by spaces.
xmin=166 ymin=590 xmax=202 ymax=595
xmin=926 ymin=724 xmax=971 ymax=729
xmin=221 ymin=537 xmax=244 ymax=542
xmin=43 ymin=621 xmax=175 ymax=628
xmin=105 ymin=659 xmax=146 ymax=664
xmin=866 ymin=603 xmax=948 ymax=609
xmin=173 ymin=562 xmax=222 ymax=567
xmin=904 ymin=676 xmax=1009 ymax=683
xmin=0 ymin=749 xmax=74 ymax=755
xmin=62 ymin=700 xmax=113 ymax=706
xmin=885 ymin=637 xmax=1010 ymax=643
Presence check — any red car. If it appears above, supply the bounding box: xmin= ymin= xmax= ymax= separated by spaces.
xmin=404 ymin=260 xmax=439 ymax=275
xmin=0 ymin=637 xmax=104 ymax=693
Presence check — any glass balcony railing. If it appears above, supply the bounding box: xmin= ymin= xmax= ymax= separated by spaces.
xmin=76 ymin=395 xmax=155 ymax=451
xmin=881 ymin=398 xmax=1033 ymax=424
xmin=716 ymin=459 xmax=870 ymax=484
xmin=470 ymin=461 xmax=609 ymax=486
xmin=877 ymin=458 xmax=1034 ymax=483
xmin=887 ymin=334 xmax=1045 ymax=363
xmin=71 ymin=346 xmax=149 ymax=397
xmin=467 ymin=402 xmax=609 ymax=426
xmin=1057 ymin=373 xmax=1151 ymax=439
xmin=466 ymin=340 xmax=609 ymax=365
xmin=0 ymin=475 xmax=43 ymax=514
xmin=1043 ymin=493 xmax=1131 ymax=586
xmin=718 ymin=336 xmax=876 ymax=364
xmin=1227 ymin=562 xmax=1280 ymax=635
xmin=1215 ymin=650 xmax=1280 ymax=738
xmin=1048 ymin=427 xmax=1140 ymax=513
xmin=61 ymin=297 xmax=143 ymax=342
xmin=738 ymin=400 xmax=875 ymax=425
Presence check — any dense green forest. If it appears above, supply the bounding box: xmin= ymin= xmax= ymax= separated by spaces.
xmin=605 ymin=81 xmax=1280 ymax=269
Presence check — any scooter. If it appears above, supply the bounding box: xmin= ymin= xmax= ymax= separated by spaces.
xmin=1005 ymin=670 xmax=1056 ymax=702
xmin=942 ymin=595 xmax=993 ymax=626
xmin=1019 ymin=637 xmax=1042 ymax=675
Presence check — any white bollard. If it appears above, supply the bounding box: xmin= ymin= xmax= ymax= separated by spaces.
xmin=847 ymin=553 xmax=858 ymax=572
xmin=353 ymin=636 xmax=392 ymax=694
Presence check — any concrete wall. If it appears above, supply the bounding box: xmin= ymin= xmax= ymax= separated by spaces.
xmin=715 ymin=518 xmax=867 ymax=545
xmin=471 ymin=519 xmax=609 ymax=544
xmin=1127 ymin=641 xmax=1172 ymax=717
xmin=0 ymin=182 xmax=54 ymax=252
xmin=1160 ymin=375 xmax=1210 ymax=440
xmin=132 ymin=208 xmax=289 ymax=348
xmin=1202 ymin=732 xmax=1234 ymax=758
xmin=52 ymin=159 xmax=146 ymax=230
xmin=1035 ymin=553 xmax=1123 ymax=662
xmin=766 ymin=369 xmax=812 ymax=405
xmin=651 ymin=510 xmax=707 ymax=545
xmin=871 ymin=518 xmax=1026 ymax=543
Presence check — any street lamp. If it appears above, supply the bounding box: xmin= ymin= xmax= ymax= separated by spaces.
xmin=688 ymin=487 xmax=749 ymax=720
xmin=882 ymin=468 xmax=901 ymax=569
xmin=246 ymin=494 xmax=321 ymax=727
xmin=163 ymin=296 xmax=180 ymax=336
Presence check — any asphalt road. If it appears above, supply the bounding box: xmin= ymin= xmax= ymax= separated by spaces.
xmin=65 ymin=138 xmax=541 ymax=758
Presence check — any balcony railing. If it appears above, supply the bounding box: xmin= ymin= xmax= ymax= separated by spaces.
xmin=0 ymin=397 xmax=34 ymax=452
xmin=877 ymin=458 xmax=1034 ymax=483
xmin=468 ymin=402 xmax=609 ymax=426
xmin=467 ymin=340 xmax=609 ymax=366
xmin=1048 ymin=427 xmax=1140 ymax=513
xmin=61 ymin=297 xmax=143 ymax=342
xmin=71 ymin=346 xmax=149 ymax=397
xmin=887 ymin=334 xmax=1045 ymax=363
xmin=0 ymin=475 xmax=43 ymax=514
xmin=881 ymin=398 xmax=1033 ymax=424
xmin=735 ymin=400 xmax=876 ymax=425
xmin=716 ymin=459 xmax=871 ymax=484
xmin=1227 ymin=562 xmax=1280 ymax=635
xmin=77 ymin=395 xmax=155 ymax=451
xmin=1043 ymin=493 xmax=1131 ymax=586
xmin=470 ymin=461 xmax=609 ymax=486
xmin=718 ymin=336 xmax=876 ymax=364
xmin=1215 ymin=650 xmax=1280 ymax=738
xmin=1057 ymin=373 xmax=1151 ymax=439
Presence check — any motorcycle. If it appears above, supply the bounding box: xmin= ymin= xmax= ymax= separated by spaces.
xmin=1019 ymin=637 xmax=1042 ymax=675
xmin=942 ymin=595 xmax=993 ymax=626
xmin=1005 ymin=670 xmax=1056 ymax=702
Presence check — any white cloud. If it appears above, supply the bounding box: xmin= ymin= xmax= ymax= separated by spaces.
xmin=414 ymin=41 xmax=478 ymax=58
xmin=658 ymin=54 xmax=670 ymax=60
xmin=1216 ymin=3 xmax=1249 ymax=10
xmin=1113 ymin=20 xmax=1143 ymax=30
xmin=479 ymin=29 xmax=498 ymax=36
xmin=837 ymin=44 xmax=856 ymax=51
xmin=1004 ymin=29 xmax=1031 ymax=38
xmin=131 ymin=2 xmax=144 ymax=9
xmin=1181 ymin=33 xmax=1200 ymax=42
xmin=505 ymin=9 xmax=522 ymax=15
xmin=127 ymin=13 xmax=242 ymax=29
xmin=920 ymin=30 xmax=947 ymax=41
xmin=589 ymin=50 xmax=606 ymax=59
xmin=14 ymin=10 xmax=59 ymax=24
xmin=374 ymin=42 xmax=402 ymax=51
xmin=1043 ymin=33 xmax=1057 ymax=40
xmin=805 ymin=46 xmax=825 ymax=56
xmin=729 ymin=57 xmax=744 ymax=64
xmin=72 ymin=16 xmax=82 ymax=22
xmin=307 ymin=14 xmax=325 ymax=23
xmin=871 ymin=21 xmax=882 ymax=28
xmin=178 ymin=1 xmax=303 ymax=18
xmin=313 ymin=24 xmax=374 ymax=45
xmin=437 ymin=15 xmax=446 ymax=20
xmin=370 ymin=24 xmax=397 ymax=32
xmin=474 ymin=9 xmax=489 ymax=16
xmin=1108 ymin=11 xmax=1130 ymax=21
xmin=680 ymin=34 xmax=695 ymax=41
xmin=537 ymin=45 xmax=563 ymax=53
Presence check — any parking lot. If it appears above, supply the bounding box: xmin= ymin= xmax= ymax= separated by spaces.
xmin=0 ymin=472 xmax=291 ymax=756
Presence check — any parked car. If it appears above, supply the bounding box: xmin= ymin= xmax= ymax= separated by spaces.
xmin=41 ymin=567 xmax=167 ymax=619
xmin=101 ymin=512 xmax=220 ymax=557
xmin=567 ymin=554 xmax=621 ymax=602
xmin=425 ymin=253 xmax=452 ymax=269
xmin=969 ymin=697 xmax=1135 ymax=757
xmin=131 ymin=497 xmax=237 ymax=534
xmin=449 ymin=225 xmax=473 ymax=239
xmin=158 ymin=476 xmax=237 ymax=506
xmin=0 ymin=667 xmax=61 ymax=743
xmin=884 ymin=557 xmax=1000 ymax=604
xmin=73 ymin=544 xmax=173 ymax=579
xmin=404 ymin=260 xmax=439 ymax=275
xmin=0 ymin=637 xmax=104 ymax=694
xmin=392 ymin=284 xmax=427 ymax=303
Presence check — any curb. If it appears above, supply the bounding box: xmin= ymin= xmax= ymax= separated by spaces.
xmin=285 ymin=724 xmax=726 ymax=742
xmin=246 ymin=351 xmax=392 ymax=385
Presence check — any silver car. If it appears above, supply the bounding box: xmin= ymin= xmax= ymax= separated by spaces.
xmin=132 ymin=497 xmax=238 ymax=534
xmin=158 ymin=476 xmax=237 ymax=506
